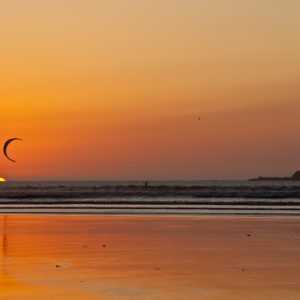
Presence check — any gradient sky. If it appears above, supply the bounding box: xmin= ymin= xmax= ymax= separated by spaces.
xmin=1 ymin=1 xmax=300 ymax=180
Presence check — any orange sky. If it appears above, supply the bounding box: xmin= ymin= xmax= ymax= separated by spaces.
xmin=1 ymin=1 xmax=300 ymax=180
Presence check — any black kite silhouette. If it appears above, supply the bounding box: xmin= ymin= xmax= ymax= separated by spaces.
xmin=3 ymin=138 xmax=22 ymax=163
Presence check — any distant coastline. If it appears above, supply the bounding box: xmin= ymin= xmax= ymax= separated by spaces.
xmin=249 ymin=177 xmax=297 ymax=182
xmin=249 ymin=170 xmax=300 ymax=182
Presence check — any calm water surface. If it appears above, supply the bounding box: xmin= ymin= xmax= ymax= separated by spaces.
xmin=1 ymin=215 xmax=300 ymax=299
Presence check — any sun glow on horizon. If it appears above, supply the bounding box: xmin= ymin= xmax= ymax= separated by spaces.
xmin=0 ymin=177 xmax=7 ymax=183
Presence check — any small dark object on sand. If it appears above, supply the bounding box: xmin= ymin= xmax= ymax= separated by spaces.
xmin=56 ymin=265 xmax=61 ymax=268
xmin=247 ymin=234 xmax=252 ymax=237
xmin=155 ymin=267 xmax=161 ymax=271
xmin=241 ymin=268 xmax=246 ymax=272
xmin=102 ymin=244 xmax=107 ymax=248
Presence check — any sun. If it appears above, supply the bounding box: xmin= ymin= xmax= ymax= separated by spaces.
xmin=0 ymin=177 xmax=7 ymax=183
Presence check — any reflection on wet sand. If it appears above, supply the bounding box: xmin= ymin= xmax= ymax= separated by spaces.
xmin=1 ymin=215 xmax=300 ymax=299
xmin=1 ymin=216 xmax=45 ymax=300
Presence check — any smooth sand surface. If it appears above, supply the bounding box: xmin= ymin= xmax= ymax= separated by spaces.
xmin=1 ymin=215 xmax=300 ymax=299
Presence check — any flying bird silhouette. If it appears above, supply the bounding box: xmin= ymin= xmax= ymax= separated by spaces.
xmin=3 ymin=138 xmax=22 ymax=163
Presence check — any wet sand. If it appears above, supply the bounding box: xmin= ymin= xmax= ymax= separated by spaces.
xmin=1 ymin=214 xmax=300 ymax=299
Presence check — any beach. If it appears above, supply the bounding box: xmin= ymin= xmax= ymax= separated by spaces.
xmin=1 ymin=214 xmax=300 ymax=299
xmin=2 ymin=0 xmax=300 ymax=298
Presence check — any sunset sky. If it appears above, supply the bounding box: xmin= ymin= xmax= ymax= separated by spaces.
xmin=1 ymin=1 xmax=300 ymax=180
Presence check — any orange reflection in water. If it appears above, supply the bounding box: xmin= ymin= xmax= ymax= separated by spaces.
xmin=1 ymin=215 xmax=300 ymax=299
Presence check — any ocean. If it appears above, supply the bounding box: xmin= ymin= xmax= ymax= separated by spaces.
xmin=1 ymin=180 xmax=300 ymax=215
